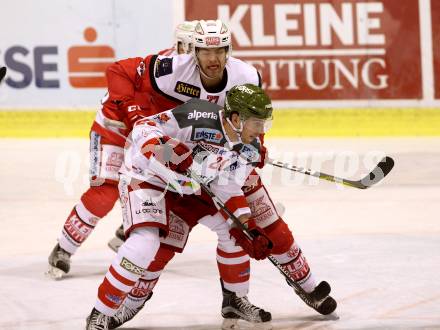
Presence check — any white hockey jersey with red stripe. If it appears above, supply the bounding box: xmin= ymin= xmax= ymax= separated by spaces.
xmin=121 ymin=99 xmax=262 ymax=219
xmin=150 ymin=54 xmax=261 ymax=106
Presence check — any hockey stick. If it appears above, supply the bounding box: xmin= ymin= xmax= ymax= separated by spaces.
xmin=268 ymin=156 xmax=394 ymax=189
xmin=0 ymin=67 xmax=6 ymax=84
xmin=187 ymin=169 xmax=336 ymax=315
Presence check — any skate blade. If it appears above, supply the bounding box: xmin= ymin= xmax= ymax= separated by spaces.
xmin=45 ymin=265 xmax=67 ymax=280
xmin=107 ymin=237 xmax=123 ymax=253
xmin=322 ymin=311 xmax=340 ymax=321
xmin=222 ymin=319 xmax=239 ymax=330
xmin=221 ymin=319 xmax=273 ymax=330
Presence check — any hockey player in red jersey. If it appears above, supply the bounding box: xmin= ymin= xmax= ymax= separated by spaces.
xmin=157 ymin=20 xmax=198 ymax=57
xmin=104 ymin=20 xmax=200 ymax=251
xmin=46 ymin=21 xmax=199 ymax=280
xmin=86 ymin=85 xmax=276 ymax=329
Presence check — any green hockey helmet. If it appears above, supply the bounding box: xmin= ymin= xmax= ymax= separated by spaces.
xmin=224 ymin=84 xmax=273 ymax=121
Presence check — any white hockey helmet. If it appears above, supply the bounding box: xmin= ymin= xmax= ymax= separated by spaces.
xmin=175 ymin=20 xmax=198 ymax=54
xmin=192 ymin=19 xmax=232 ymax=60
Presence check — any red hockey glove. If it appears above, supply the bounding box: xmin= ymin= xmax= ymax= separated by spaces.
xmin=123 ymin=103 xmax=146 ymax=130
xmin=257 ymin=145 xmax=267 ymax=169
xmin=141 ymin=136 xmax=193 ymax=174
xmin=229 ymin=219 xmax=273 ymax=260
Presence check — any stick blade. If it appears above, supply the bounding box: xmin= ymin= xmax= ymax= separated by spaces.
xmin=0 ymin=67 xmax=6 ymax=83
xmin=354 ymin=156 xmax=395 ymax=189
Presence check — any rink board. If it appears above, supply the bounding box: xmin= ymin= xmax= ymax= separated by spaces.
xmin=1 ymin=108 xmax=440 ymax=138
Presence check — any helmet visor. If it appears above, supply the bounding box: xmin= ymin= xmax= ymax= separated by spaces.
xmin=243 ymin=117 xmax=273 ymax=134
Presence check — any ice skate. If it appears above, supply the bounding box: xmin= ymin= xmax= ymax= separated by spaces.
xmin=221 ymin=280 xmax=272 ymax=330
xmin=46 ymin=243 xmax=71 ymax=280
xmin=86 ymin=308 xmax=111 ymax=330
xmin=108 ymin=292 xmax=153 ymax=329
xmin=107 ymin=225 xmax=125 ymax=253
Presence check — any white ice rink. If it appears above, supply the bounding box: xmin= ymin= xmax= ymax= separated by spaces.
xmin=1 ymin=137 xmax=439 ymax=330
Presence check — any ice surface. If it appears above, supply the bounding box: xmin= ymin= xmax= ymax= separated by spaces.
xmin=0 ymin=138 xmax=439 ymax=329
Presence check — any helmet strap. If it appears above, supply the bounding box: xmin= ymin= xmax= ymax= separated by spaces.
xmin=225 ymin=116 xmax=244 ymax=146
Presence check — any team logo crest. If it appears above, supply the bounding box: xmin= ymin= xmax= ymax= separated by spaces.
xmin=154 ymin=57 xmax=173 ymax=78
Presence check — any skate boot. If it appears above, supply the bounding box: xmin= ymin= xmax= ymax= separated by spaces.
xmin=290 ymin=280 xmax=337 ymax=315
xmin=86 ymin=308 xmax=111 ymax=330
xmin=108 ymin=292 xmax=153 ymax=329
xmin=46 ymin=243 xmax=71 ymax=280
xmin=107 ymin=225 xmax=125 ymax=252
xmin=221 ymin=280 xmax=272 ymax=330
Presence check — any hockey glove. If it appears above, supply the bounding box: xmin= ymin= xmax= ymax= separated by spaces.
xmin=142 ymin=136 xmax=193 ymax=174
xmin=123 ymin=102 xmax=146 ymax=130
xmin=229 ymin=219 xmax=273 ymax=260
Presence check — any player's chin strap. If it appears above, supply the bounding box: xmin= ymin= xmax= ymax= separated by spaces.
xmin=225 ymin=116 xmax=244 ymax=148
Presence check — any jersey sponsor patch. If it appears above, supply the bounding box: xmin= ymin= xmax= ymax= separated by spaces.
xmin=172 ymin=99 xmax=222 ymax=129
xmin=154 ymin=57 xmax=173 ymax=78
xmin=187 ymin=109 xmax=218 ymax=120
xmin=120 ymin=257 xmax=146 ymax=276
xmin=159 ymin=211 xmax=190 ymax=250
xmin=234 ymin=143 xmax=260 ymax=164
xmin=193 ymin=128 xmax=223 ymax=143
xmin=194 ymin=142 xmax=224 ymax=155
xmin=174 ymin=81 xmax=201 ymax=98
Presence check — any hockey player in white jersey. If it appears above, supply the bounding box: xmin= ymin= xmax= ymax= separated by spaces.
xmin=86 ymin=84 xmax=276 ymax=329
xmin=86 ymin=84 xmax=337 ymax=329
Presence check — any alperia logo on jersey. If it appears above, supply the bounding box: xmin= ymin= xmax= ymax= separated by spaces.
xmin=187 ymin=110 xmax=218 ymax=120
xmin=193 ymin=128 xmax=223 ymax=143
xmin=175 ymin=81 xmax=201 ymax=98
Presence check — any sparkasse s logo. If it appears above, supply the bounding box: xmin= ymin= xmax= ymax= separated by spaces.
xmin=68 ymin=27 xmax=115 ymax=88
